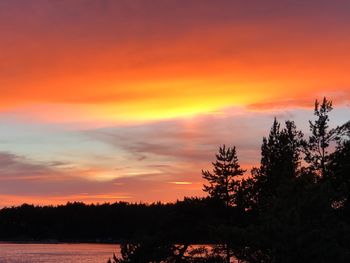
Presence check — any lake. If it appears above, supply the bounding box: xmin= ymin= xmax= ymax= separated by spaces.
xmin=0 ymin=243 xmax=120 ymax=263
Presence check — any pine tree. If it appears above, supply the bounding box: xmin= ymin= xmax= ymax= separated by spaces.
xmin=202 ymin=145 xmax=246 ymax=207
xmin=278 ymin=120 xmax=304 ymax=178
xmin=253 ymin=118 xmax=304 ymax=206
xmin=305 ymin=97 xmax=336 ymax=177
xmin=202 ymin=145 xmax=245 ymax=263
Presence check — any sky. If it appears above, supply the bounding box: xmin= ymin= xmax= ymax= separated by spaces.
xmin=0 ymin=0 xmax=350 ymax=206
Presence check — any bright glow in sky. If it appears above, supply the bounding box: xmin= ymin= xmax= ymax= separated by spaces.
xmin=0 ymin=0 xmax=350 ymax=206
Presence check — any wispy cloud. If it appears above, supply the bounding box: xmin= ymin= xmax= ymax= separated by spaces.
xmin=1 ymin=0 xmax=350 ymax=206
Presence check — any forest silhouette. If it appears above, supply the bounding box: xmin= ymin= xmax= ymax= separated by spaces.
xmin=0 ymin=98 xmax=349 ymax=263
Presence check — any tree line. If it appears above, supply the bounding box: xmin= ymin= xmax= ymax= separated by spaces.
xmin=0 ymin=98 xmax=349 ymax=262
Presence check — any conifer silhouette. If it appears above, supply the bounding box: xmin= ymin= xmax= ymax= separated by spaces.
xmin=202 ymin=145 xmax=245 ymax=207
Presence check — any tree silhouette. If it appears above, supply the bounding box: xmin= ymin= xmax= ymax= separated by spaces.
xmin=251 ymin=118 xmax=304 ymax=210
xmin=305 ymin=97 xmax=336 ymax=177
xmin=202 ymin=145 xmax=245 ymax=208
xmin=202 ymin=145 xmax=245 ymax=263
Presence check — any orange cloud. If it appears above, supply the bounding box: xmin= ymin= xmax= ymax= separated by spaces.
xmin=1 ymin=1 xmax=350 ymax=123
xmin=1 ymin=1 xmax=350 ymax=205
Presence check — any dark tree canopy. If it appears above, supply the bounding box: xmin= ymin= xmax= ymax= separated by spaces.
xmin=251 ymin=118 xmax=304 ymax=210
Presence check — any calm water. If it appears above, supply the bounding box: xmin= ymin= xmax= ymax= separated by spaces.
xmin=0 ymin=243 xmax=120 ymax=263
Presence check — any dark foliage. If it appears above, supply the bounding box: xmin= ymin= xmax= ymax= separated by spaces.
xmin=0 ymin=198 xmax=232 ymax=244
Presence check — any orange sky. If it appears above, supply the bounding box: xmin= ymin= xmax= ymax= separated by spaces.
xmin=0 ymin=0 xmax=349 ymax=206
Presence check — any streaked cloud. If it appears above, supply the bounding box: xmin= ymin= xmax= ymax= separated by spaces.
xmin=0 ymin=0 xmax=350 ymax=205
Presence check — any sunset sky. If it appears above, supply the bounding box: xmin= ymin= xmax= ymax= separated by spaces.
xmin=0 ymin=0 xmax=350 ymax=206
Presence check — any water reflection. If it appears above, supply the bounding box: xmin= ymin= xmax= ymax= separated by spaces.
xmin=0 ymin=243 xmax=120 ymax=263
